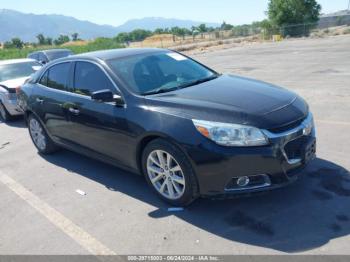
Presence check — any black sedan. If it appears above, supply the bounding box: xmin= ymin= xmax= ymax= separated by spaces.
xmin=18 ymin=48 xmax=316 ymax=206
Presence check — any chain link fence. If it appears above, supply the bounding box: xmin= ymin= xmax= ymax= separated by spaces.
xmin=129 ymin=15 xmax=350 ymax=49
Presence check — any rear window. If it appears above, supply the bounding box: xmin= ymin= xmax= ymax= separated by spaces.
xmin=46 ymin=51 xmax=73 ymax=61
xmin=0 ymin=62 xmax=42 ymax=82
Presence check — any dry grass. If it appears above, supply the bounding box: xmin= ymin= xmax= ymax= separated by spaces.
xmin=61 ymin=40 xmax=90 ymax=47
xmin=310 ymin=25 xmax=350 ymax=38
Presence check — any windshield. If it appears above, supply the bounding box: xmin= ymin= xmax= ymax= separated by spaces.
xmin=46 ymin=50 xmax=73 ymax=61
xmin=0 ymin=62 xmax=42 ymax=82
xmin=107 ymin=52 xmax=217 ymax=95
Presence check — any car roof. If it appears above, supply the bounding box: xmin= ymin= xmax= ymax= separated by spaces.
xmin=71 ymin=48 xmax=167 ymax=61
xmin=43 ymin=49 xmax=72 ymax=54
xmin=29 ymin=49 xmax=72 ymax=55
xmin=0 ymin=58 xmax=37 ymax=65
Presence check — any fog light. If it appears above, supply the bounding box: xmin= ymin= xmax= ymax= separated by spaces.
xmin=237 ymin=176 xmax=250 ymax=187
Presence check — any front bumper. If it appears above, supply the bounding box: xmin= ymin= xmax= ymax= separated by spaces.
xmin=186 ymin=113 xmax=316 ymax=196
xmin=3 ymin=98 xmax=23 ymax=116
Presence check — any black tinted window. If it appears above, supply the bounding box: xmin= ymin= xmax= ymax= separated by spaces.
xmin=74 ymin=62 xmax=114 ymax=96
xmin=39 ymin=70 xmax=48 ymax=86
xmin=107 ymin=52 xmax=215 ymax=95
xmin=46 ymin=63 xmax=70 ymax=91
xmin=46 ymin=50 xmax=73 ymax=61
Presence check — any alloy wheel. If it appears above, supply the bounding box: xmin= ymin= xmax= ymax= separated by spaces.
xmin=146 ymin=150 xmax=186 ymax=200
xmin=29 ymin=118 xmax=46 ymax=151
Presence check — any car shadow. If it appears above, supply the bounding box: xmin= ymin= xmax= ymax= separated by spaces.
xmin=0 ymin=117 xmax=26 ymax=128
xmin=41 ymin=150 xmax=350 ymax=253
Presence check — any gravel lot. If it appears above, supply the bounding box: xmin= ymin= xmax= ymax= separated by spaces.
xmin=0 ymin=35 xmax=350 ymax=255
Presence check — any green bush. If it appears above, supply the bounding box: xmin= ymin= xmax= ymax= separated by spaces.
xmin=0 ymin=38 xmax=124 ymax=60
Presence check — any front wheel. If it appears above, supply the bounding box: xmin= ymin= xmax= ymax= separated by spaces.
xmin=28 ymin=114 xmax=59 ymax=154
xmin=142 ymin=138 xmax=199 ymax=206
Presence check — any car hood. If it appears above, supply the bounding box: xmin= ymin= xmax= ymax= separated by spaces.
xmin=145 ymin=74 xmax=308 ymax=130
xmin=0 ymin=77 xmax=29 ymax=89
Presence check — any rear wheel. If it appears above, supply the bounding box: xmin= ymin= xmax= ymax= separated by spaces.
xmin=28 ymin=114 xmax=59 ymax=154
xmin=0 ymin=102 xmax=12 ymax=122
xmin=142 ymin=138 xmax=199 ymax=206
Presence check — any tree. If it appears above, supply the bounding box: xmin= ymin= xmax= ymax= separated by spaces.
xmin=71 ymin=33 xmax=79 ymax=41
xmin=46 ymin=37 xmax=53 ymax=45
xmin=36 ymin=34 xmax=53 ymax=45
xmin=54 ymin=35 xmax=70 ymax=45
xmin=37 ymin=34 xmax=46 ymax=45
xmin=267 ymin=0 xmax=321 ymax=36
xmin=197 ymin=24 xmax=207 ymax=39
xmin=128 ymin=29 xmax=152 ymax=41
xmin=197 ymin=24 xmax=207 ymax=33
xmin=115 ymin=32 xmax=131 ymax=43
xmin=10 ymin=38 xmax=24 ymax=49
xmin=3 ymin=41 xmax=14 ymax=49
xmin=154 ymin=28 xmax=167 ymax=34
xmin=169 ymin=27 xmax=191 ymax=40
xmin=221 ymin=21 xmax=234 ymax=30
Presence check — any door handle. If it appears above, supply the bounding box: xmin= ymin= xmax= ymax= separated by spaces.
xmin=68 ymin=107 xmax=80 ymax=115
xmin=36 ymin=97 xmax=44 ymax=104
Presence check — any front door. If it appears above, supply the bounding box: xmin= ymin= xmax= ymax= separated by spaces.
xmin=66 ymin=61 xmax=131 ymax=165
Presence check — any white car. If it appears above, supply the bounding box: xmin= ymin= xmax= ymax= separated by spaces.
xmin=0 ymin=58 xmax=42 ymax=121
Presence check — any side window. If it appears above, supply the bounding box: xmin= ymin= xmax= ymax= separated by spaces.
xmin=46 ymin=63 xmax=71 ymax=91
xmin=39 ymin=70 xmax=48 ymax=86
xmin=74 ymin=62 xmax=115 ymax=96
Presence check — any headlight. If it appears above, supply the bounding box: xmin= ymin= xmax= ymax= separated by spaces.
xmin=192 ymin=119 xmax=269 ymax=147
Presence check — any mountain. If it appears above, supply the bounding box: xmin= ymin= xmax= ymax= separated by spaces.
xmin=117 ymin=17 xmax=220 ymax=32
xmin=0 ymin=9 xmax=119 ymax=42
xmin=0 ymin=9 xmax=220 ymax=42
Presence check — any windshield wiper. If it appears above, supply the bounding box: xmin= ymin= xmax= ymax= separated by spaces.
xmin=177 ymin=74 xmax=220 ymax=90
xmin=142 ymin=74 xmax=220 ymax=96
xmin=142 ymin=86 xmax=179 ymax=96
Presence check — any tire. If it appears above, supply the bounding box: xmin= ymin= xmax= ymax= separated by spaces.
xmin=0 ymin=102 xmax=12 ymax=122
xmin=28 ymin=114 xmax=59 ymax=154
xmin=142 ymin=138 xmax=199 ymax=206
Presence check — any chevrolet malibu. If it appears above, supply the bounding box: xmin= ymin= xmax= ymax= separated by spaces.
xmin=18 ymin=48 xmax=316 ymax=206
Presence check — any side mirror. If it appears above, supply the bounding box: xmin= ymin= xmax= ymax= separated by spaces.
xmin=40 ymin=61 xmax=47 ymax=65
xmin=91 ymin=89 xmax=124 ymax=106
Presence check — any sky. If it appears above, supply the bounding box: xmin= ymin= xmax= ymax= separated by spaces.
xmin=0 ymin=0 xmax=348 ymax=26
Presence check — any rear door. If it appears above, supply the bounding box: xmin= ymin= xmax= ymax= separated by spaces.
xmin=66 ymin=61 xmax=130 ymax=164
xmin=33 ymin=62 xmax=75 ymax=142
